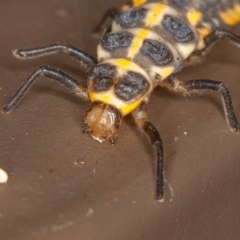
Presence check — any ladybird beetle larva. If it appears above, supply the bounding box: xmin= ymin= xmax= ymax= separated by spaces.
xmin=4 ymin=0 xmax=240 ymax=202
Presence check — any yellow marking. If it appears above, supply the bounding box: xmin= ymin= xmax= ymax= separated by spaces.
xmin=127 ymin=29 xmax=150 ymax=59
xmin=197 ymin=26 xmax=211 ymax=38
xmin=89 ymin=91 xmax=144 ymax=116
xmin=219 ymin=11 xmax=235 ymax=26
xmin=89 ymin=92 xmax=110 ymax=103
xmin=186 ymin=10 xmax=202 ymax=26
xmin=235 ymin=4 xmax=240 ymax=14
xmin=229 ymin=8 xmax=240 ymax=22
xmin=114 ymin=58 xmax=142 ymax=75
xmin=105 ymin=58 xmax=150 ymax=79
xmin=219 ymin=5 xmax=240 ymax=27
xmin=144 ymin=4 xmax=166 ymax=27
xmin=159 ymin=66 xmax=174 ymax=80
xmin=133 ymin=0 xmax=146 ymax=7
xmin=115 ymin=58 xmax=132 ymax=70
xmin=121 ymin=98 xmax=143 ymax=115
xmin=151 ymin=66 xmax=174 ymax=81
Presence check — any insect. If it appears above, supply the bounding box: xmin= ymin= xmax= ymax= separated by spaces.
xmin=4 ymin=0 xmax=240 ymax=202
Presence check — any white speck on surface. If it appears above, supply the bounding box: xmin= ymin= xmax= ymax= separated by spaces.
xmin=86 ymin=208 xmax=94 ymax=217
xmin=183 ymin=131 xmax=188 ymax=136
xmin=52 ymin=221 xmax=74 ymax=232
xmin=0 ymin=168 xmax=8 ymax=183
xmin=74 ymin=160 xmax=85 ymax=167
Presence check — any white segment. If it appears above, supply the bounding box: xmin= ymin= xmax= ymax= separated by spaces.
xmin=97 ymin=45 xmax=111 ymax=61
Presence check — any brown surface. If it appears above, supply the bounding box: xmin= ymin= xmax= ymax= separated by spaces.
xmin=0 ymin=1 xmax=240 ymax=239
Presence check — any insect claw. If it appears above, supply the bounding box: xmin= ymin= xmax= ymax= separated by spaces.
xmin=12 ymin=49 xmax=24 ymax=58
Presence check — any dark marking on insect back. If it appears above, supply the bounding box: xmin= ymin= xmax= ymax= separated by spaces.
xmin=162 ymin=15 xmax=194 ymax=42
xmin=140 ymin=39 xmax=173 ymax=65
xmin=90 ymin=64 xmax=116 ymax=92
xmin=115 ymin=8 xmax=147 ymax=28
xmin=115 ymin=71 xmax=149 ymax=101
xmin=101 ymin=32 xmax=133 ymax=51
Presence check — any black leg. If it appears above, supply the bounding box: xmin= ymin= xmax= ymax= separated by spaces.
xmin=93 ymin=8 xmax=119 ymax=35
xmin=13 ymin=44 xmax=97 ymax=71
xmin=205 ymin=29 xmax=240 ymax=48
xmin=194 ymin=29 xmax=240 ymax=57
xmin=4 ymin=65 xmax=88 ymax=112
xmin=185 ymin=79 xmax=239 ymax=131
xmin=132 ymin=104 xmax=164 ymax=202
xmin=186 ymin=29 xmax=240 ymax=62
xmin=143 ymin=121 xmax=164 ymax=202
xmin=161 ymin=76 xmax=240 ymax=131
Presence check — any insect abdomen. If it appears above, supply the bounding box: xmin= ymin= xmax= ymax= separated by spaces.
xmin=97 ymin=1 xmax=201 ymax=84
xmin=166 ymin=0 xmax=240 ymax=28
xmin=92 ymin=0 xmax=240 ymax=115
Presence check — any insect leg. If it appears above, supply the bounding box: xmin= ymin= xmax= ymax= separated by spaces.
xmin=185 ymin=29 xmax=240 ymax=66
xmin=13 ymin=44 xmax=97 ymax=71
xmin=4 ymin=65 xmax=88 ymax=112
xmin=192 ymin=29 xmax=240 ymax=58
xmin=93 ymin=8 xmax=119 ymax=35
xmin=132 ymin=103 xmax=164 ymax=202
xmin=161 ymin=76 xmax=240 ymax=131
xmin=205 ymin=29 xmax=240 ymax=49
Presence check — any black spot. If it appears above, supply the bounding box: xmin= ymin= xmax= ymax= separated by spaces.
xmin=115 ymin=8 xmax=147 ymax=28
xmin=162 ymin=15 xmax=194 ymax=42
xmin=101 ymin=32 xmax=133 ymax=51
xmin=90 ymin=64 xmax=116 ymax=92
xmin=140 ymin=39 xmax=173 ymax=65
xmin=115 ymin=71 xmax=149 ymax=101
xmin=92 ymin=64 xmax=116 ymax=77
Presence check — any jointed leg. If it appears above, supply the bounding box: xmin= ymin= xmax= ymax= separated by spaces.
xmin=205 ymin=29 xmax=240 ymax=50
xmin=186 ymin=29 xmax=240 ymax=65
xmin=13 ymin=44 xmax=97 ymax=71
xmin=132 ymin=103 xmax=164 ymax=202
xmin=4 ymin=65 xmax=88 ymax=112
xmin=193 ymin=29 xmax=240 ymax=58
xmin=161 ymin=76 xmax=240 ymax=131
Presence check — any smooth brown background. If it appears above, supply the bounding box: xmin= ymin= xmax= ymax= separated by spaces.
xmin=0 ymin=1 xmax=240 ymax=239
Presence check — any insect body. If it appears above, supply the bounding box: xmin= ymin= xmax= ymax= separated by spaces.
xmin=4 ymin=0 xmax=240 ymax=202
